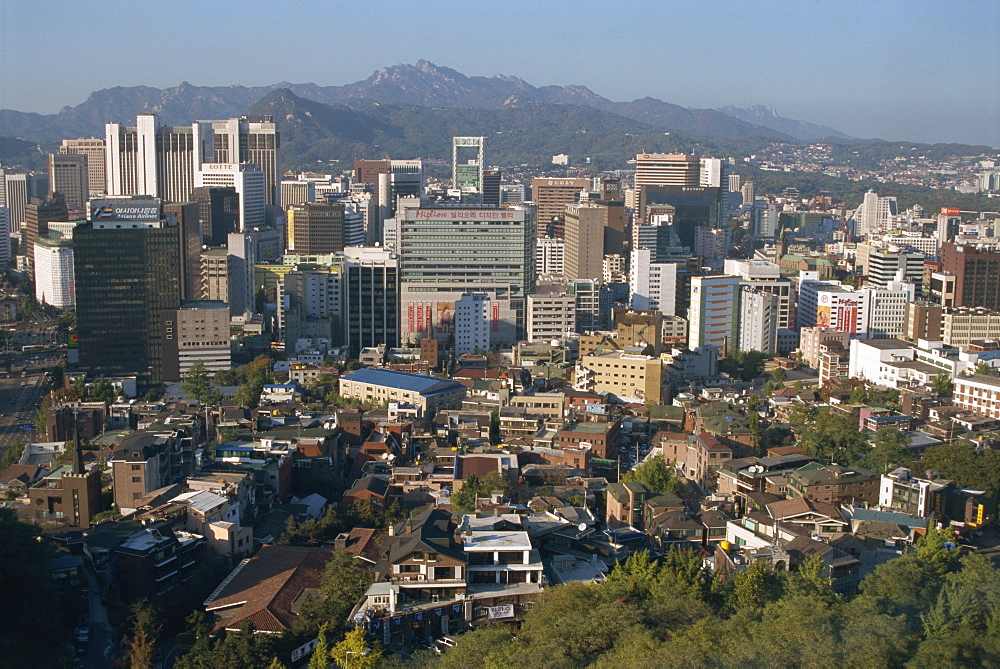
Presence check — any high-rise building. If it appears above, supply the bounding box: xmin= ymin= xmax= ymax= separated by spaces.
xmin=850 ymin=190 xmax=898 ymax=237
xmin=397 ymin=205 xmax=535 ymax=344
xmin=728 ymin=174 xmax=741 ymax=193
xmin=106 ymin=115 xmax=280 ymax=208
xmin=24 ymin=196 xmax=68 ymax=280
xmin=722 ymin=260 xmax=793 ymax=330
xmin=739 ymin=287 xmax=779 ymax=355
xmin=688 ymin=274 xmax=740 ymax=355
xmin=531 ymin=177 xmax=590 ymax=238
xmin=0 ymin=207 xmax=10 ymax=267
xmin=452 ymin=137 xmax=485 ymax=193
xmin=740 ymin=181 xmax=755 ymax=206
xmin=353 ymin=160 xmax=390 ymax=186
xmin=191 ymin=186 xmax=240 ymax=246
xmin=195 ymin=163 xmax=265 ymax=231
xmin=175 ymin=301 xmax=231 ymax=375
xmin=163 ymin=202 xmax=203 ymax=301
xmin=279 ymin=265 xmax=342 ymax=348
xmin=48 ymin=153 xmax=89 ymax=209
xmin=455 ymin=292 xmax=490 ymax=355
xmin=482 ymin=169 xmax=502 ymax=207
xmin=74 ymin=198 xmax=183 ymax=384
xmin=563 ymin=203 xmax=605 ymax=280
xmin=629 ymin=248 xmax=677 ymax=315
xmin=637 ymin=186 xmax=723 ymax=248
xmin=59 ymin=138 xmax=106 ymax=196
xmin=33 ymin=233 xmax=75 ymax=310
xmin=536 ymin=236 xmax=565 ymax=277
xmin=3 ymin=172 xmax=48 ymax=235
xmin=856 ymin=244 xmax=925 ymax=293
xmin=526 ymin=292 xmax=576 ymax=342
xmin=634 ymin=153 xmax=701 ymax=191
xmin=694 ymin=227 xmax=728 ymax=267
xmin=342 ymin=246 xmax=399 ymax=356
xmin=940 ymin=241 xmax=1000 ymax=310
xmin=286 ymin=202 xmax=344 ymax=254
xmin=280 ymin=179 xmax=316 ymax=208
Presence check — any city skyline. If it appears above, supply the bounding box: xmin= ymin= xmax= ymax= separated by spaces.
xmin=0 ymin=0 xmax=997 ymax=147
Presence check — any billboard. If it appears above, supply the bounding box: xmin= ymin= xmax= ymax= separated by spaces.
xmin=436 ymin=302 xmax=455 ymax=334
xmin=940 ymin=207 xmax=961 ymax=216
xmin=89 ymin=198 xmax=161 ymax=222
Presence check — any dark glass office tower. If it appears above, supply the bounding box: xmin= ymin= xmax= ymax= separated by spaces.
xmin=73 ymin=199 xmax=182 ymax=385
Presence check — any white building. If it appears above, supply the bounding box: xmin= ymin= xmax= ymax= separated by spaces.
xmin=688 ymin=274 xmax=740 ymax=355
xmin=851 ymin=190 xmax=899 ymax=237
xmin=455 ymin=292 xmax=491 ymax=355
xmin=33 ymin=235 xmax=75 ymax=309
xmin=196 ymin=163 xmax=266 ymax=231
xmin=526 ymin=293 xmax=576 ymax=342
xmin=176 ymin=301 xmax=231 ymax=374
xmin=739 ymin=287 xmax=779 ymax=355
xmin=629 ymin=248 xmax=677 ymax=315
xmin=723 ymin=259 xmax=793 ymax=329
xmin=953 ymin=375 xmax=1000 ymax=419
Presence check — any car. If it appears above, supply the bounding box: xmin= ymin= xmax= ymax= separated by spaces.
xmin=75 ymin=625 xmax=90 ymax=644
xmin=439 ymin=636 xmax=457 ymax=647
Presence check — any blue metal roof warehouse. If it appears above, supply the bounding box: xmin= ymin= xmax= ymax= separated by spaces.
xmin=340 ymin=368 xmax=464 ymax=397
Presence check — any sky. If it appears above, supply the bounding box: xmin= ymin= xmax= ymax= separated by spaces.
xmin=1 ymin=0 xmax=998 ymax=147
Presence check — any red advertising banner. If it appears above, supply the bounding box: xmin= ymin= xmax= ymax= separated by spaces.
xmin=492 ymin=304 xmax=500 ymax=333
xmin=408 ymin=304 xmax=414 ymax=333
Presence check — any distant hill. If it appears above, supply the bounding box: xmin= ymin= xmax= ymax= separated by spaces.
xmin=718 ymin=105 xmax=855 ymax=141
xmin=0 ymin=135 xmax=45 ymax=170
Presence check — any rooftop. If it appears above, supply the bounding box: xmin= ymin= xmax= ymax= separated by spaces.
xmin=341 ymin=368 xmax=464 ymax=397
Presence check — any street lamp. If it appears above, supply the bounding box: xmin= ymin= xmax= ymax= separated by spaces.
xmin=344 ymin=649 xmax=370 ymax=668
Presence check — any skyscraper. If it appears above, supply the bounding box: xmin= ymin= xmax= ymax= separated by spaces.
xmin=24 ymin=196 xmax=68 ymax=280
xmin=59 ymin=138 xmax=106 ymax=196
xmin=342 ymin=246 xmax=399 ymax=356
xmin=194 ymin=162 xmax=265 ymax=231
xmin=563 ymin=204 xmax=605 ymax=280
xmin=688 ymin=274 xmax=740 ymax=355
xmin=482 ymin=169 xmax=502 ymax=207
xmin=48 ymin=153 xmax=89 ymax=209
xmin=629 ymin=248 xmax=677 ymax=315
xmin=530 ymin=177 xmax=590 ymax=238
xmin=74 ymin=198 xmax=182 ymax=385
xmin=286 ymin=202 xmax=344 ymax=254
xmin=452 ymin=136 xmax=485 ymax=194
xmin=190 ymin=186 xmax=240 ymax=246
xmin=941 ymin=241 xmax=1000 ymax=310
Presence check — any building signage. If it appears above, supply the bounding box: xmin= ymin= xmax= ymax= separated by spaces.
xmin=89 ymin=199 xmax=161 ymax=222
xmin=411 ymin=209 xmax=518 ymax=221
xmin=492 ymin=304 xmax=500 ymax=333
xmin=940 ymin=207 xmax=961 ymax=216
xmin=488 ymin=605 xmax=515 ymax=619
xmin=453 ymin=137 xmax=483 ymax=146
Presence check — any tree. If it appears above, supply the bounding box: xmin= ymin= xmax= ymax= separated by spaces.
xmin=771 ymin=367 xmax=787 ymax=383
xmin=848 ymin=386 xmax=868 ymax=404
xmin=797 ymin=410 xmax=870 ymax=465
xmin=918 ymin=441 xmax=1000 ymax=494
xmin=124 ymin=599 xmax=162 ymax=669
xmin=308 ymin=624 xmax=331 ymax=669
xmin=931 ymin=373 xmax=953 ymax=397
xmin=331 ymin=626 xmax=382 ymax=669
xmin=868 ymin=427 xmax=910 ymax=474
xmin=182 ymin=362 xmax=221 ymax=407
xmin=622 ymin=458 xmax=683 ymax=496
xmin=451 ymin=472 xmax=510 ymax=514
xmin=727 ymin=560 xmax=783 ymax=611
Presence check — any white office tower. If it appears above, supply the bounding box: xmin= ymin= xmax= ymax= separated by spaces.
xmin=226 ymin=232 xmax=259 ymax=316
xmin=342 ymin=202 xmax=366 ymax=248
xmin=526 ymin=292 xmax=576 ymax=342
xmin=0 ymin=207 xmax=10 ymax=267
xmin=728 ymin=174 xmax=741 ymax=193
xmin=455 ymin=292 xmax=491 ymax=355
xmin=865 ymin=278 xmax=915 ymax=339
xmin=850 ymin=190 xmax=898 ymax=237
xmin=699 ymin=158 xmax=724 ymax=188
xmin=694 ymin=227 xmax=728 ymax=269
xmin=688 ymin=274 xmax=740 ymax=355
xmin=741 ymin=181 xmax=755 ymax=206
xmin=936 ymin=210 xmax=962 ymax=244
xmin=536 ymin=237 xmax=565 ymax=277
xmin=106 ymin=114 xmax=197 ymax=201
xmin=501 ymin=184 xmax=525 ymax=204
xmin=33 ymin=235 xmax=75 ymax=309
xmin=739 ymin=287 xmax=779 ymax=355
xmin=2 ymin=173 xmax=29 ymax=233
xmin=856 ymin=243 xmax=926 ymax=291
xmin=629 ymin=248 xmax=677 ymax=315
xmin=196 ymin=163 xmax=266 ymax=231
xmin=280 ymin=179 xmax=316 ymax=207
xmin=723 ymin=260 xmax=793 ymax=329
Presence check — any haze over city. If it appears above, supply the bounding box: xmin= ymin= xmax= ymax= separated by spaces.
xmin=1 ymin=0 xmax=998 ymax=147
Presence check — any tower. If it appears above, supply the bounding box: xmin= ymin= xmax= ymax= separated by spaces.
xmin=48 ymin=153 xmax=89 ymax=209
xmin=452 ymin=137 xmax=485 ymax=193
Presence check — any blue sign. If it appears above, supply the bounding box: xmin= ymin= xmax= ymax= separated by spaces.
xmin=21 ymin=424 xmax=34 ymax=431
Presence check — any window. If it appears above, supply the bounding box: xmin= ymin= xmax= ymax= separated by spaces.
xmin=132 ymin=477 xmax=141 ymax=483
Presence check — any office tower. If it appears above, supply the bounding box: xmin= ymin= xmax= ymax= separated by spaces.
xmin=501 ymin=183 xmax=525 ymax=204
xmin=634 ymin=153 xmax=701 ymax=191
xmin=940 ymin=241 xmax=1000 ymax=310
xmin=638 ymin=186 xmax=723 ymax=249
xmin=728 ymin=174 xmax=741 ymax=193
xmin=286 ymin=202 xmax=344 ymax=254
xmin=397 ymin=205 xmax=535 ymax=344
xmin=536 ymin=236 xmax=565 ymax=277
xmin=33 ymin=233 xmax=75 ymax=310
xmin=629 ymin=248 xmax=677 ymax=315
xmin=175 ymin=301 xmax=231 ymax=375
xmin=190 ymin=186 xmax=240 ymax=246
xmin=73 ymin=198 xmax=182 ymax=384
xmin=106 ymin=115 xmax=279 ymax=208
xmin=864 ymin=281 xmax=915 ymax=339
xmin=452 ymin=136 xmax=485 ymax=193
xmin=699 ymin=158 xmax=724 ymax=187
xmin=531 ymin=177 xmax=590 ymax=238
xmin=722 ymin=260 xmax=793 ymax=330
xmin=482 ymin=169 xmax=502 ymax=207
xmin=48 ymin=153 xmax=89 ymax=209
xmin=694 ymin=227 xmax=728 ymax=266
xmin=280 ymin=179 xmax=316 ymax=208
xmin=163 ymin=202 xmax=202 ymax=301
xmin=386 ymin=160 xmax=422 ymax=210
xmin=3 ymin=173 xmax=30 ymax=234
xmin=279 ymin=265 xmax=342 ymax=347
xmin=342 ymin=246 xmax=399 ymax=356
xmin=754 ymin=203 xmax=779 ymax=238
xmin=851 ymin=190 xmax=898 ymax=237
xmin=856 ymin=244 xmax=925 ymax=293
xmin=741 ymin=181 xmax=755 ymax=206
xmin=739 ymin=287 xmax=779 ymax=355
xmin=0 ymin=207 xmax=10 ymax=267
xmin=936 ymin=208 xmax=962 ymax=244
xmin=24 ymin=196 xmax=68 ymax=280
xmin=526 ymin=292 xmax=576 ymax=342
xmin=688 ymin=274 xmax=740 ymax=355
xmin=563 ymin=204 xmax=605 ymax=280
xmin=199 ymin=248 xmax=237 ymax=310
xmin=194 ymin=162 xmax=265 ymax=231
xmin=354 ymin=160 xmax=390 ymax=186
xmin=60 ymin=138 xmax=106 ymax=195
xmin=567 ymin=279 xmax=612 ymax=332
xmin=455 ymin=292 xmax=490 ymax=355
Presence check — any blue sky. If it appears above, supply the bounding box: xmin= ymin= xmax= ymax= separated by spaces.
xmin=1 ymin=0 xmax=997 ymax=146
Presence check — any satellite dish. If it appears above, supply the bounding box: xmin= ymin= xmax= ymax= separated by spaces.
xmin=578 ymin=522 xmax=587 ymax=532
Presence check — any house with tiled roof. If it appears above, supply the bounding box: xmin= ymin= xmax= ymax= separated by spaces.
xmin=203 ymin=545 xmax=332 ymax=633
xmin=766 ymin=497 xmax=849 ymax=537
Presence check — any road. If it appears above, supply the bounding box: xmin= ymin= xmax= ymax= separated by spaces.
xmin=0 ymin=368 xmax=48 ymax=455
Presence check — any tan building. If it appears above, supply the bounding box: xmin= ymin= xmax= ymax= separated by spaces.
xmin=614 ymin=310 xmax=664 ymax=355
xmin=799 ymin=327 xmax=851 ymax=368
xmin=785 ymin=462 xmax=878 ymax=506
xmin=59 ymin=137 xmax=106 ymax=196
xmin=526 ymin=292 xmax=576 ymax=341
xmin=659 ymin=431 xmax=732 ymax=488
xmin=905 ymin=303 xmax=1000 ymax=348
xmin=26 ymin=456 xmax=103 ymax=529
xmin=953 ymin=375 xmax=1000 ymax=419
xmin=176 ymin=301 xmax=231 ymax=375
xmin=507 ymin=393 xmax=564 ymax=421
xmin=563 ymin=203 xmax=605 ymax=280
xmin=286 ymin=201 xmax=344 ymax=254
xmin=576 ymin=350 xmax=665 ymax=404
xmin=530 ymin=177 xmax=589 ymax=238
xmin=48 ymin=153 xmax=89 ymax=209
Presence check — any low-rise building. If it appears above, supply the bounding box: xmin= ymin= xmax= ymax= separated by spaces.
xmin=339 ymin=369 xmax=466 ymax=414
xmin=786 ymin=462 xmax=878 ymax=506
xmin=953 ymin=375 xmax=1000 ymax=420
